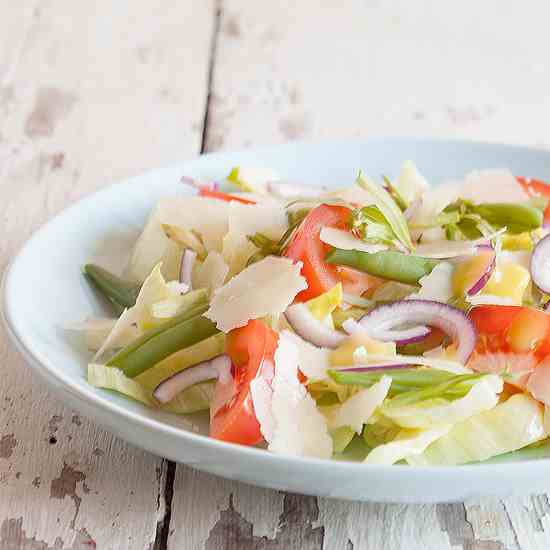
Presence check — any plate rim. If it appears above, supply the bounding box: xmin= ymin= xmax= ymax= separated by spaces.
xmin=4 ymin=136 xmax=550 ymax=492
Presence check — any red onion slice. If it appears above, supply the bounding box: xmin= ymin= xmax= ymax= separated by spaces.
xmin=284 ymin=303 xmax=346 ymax=349
xmin=179 ymin=249 xmax=197 ymax=287
xmin=354 ymin=300 xmax=476 ymax=364
xmin=531 ymin=234 xmax=550 ymax=294
xmin=342 ymin=318 xmax=431 ymax=346
xmin=463 ymin=245 xmax=496 ymax=296
xmin=153 ymin=354 xmax=230 ymax=404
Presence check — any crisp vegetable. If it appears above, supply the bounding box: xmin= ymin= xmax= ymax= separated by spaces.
xmin=79 ymin=163 xmax=550 ymax=465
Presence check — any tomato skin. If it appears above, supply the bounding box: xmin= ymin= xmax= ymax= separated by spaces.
xmin=284 ymin=204 xmax=352 ymax=301
xmin=198 ymin=188 xmax=256 ymax=204
xmin=210 ymin=320 xmax=278 ymax=445
xmin=468 ymin=305 xmax=550 ymax=391
xmin=517 ymin=176 xmax=550 ymax=224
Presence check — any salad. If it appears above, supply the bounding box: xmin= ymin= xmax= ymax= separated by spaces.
xmin=73 ymin=163 xmax=550 ymax=465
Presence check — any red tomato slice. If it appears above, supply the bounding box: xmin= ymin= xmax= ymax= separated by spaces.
xmin=284 ymin=204 xmax=352 ymax=301
xmin=210 ymin=320 xmax=278 ymax=445
xmin=198 ymin=187 xmax=256 ymax=204
xmin=517 ymin=176 xmax=550 ymax=224
xmin=468 ymin=305 xmax=550 ymax=390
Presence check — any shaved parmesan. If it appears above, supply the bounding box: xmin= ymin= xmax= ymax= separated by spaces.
xmin=250 ymin=375 xmax=275 ymax=442
xmin=66 ymin=317 xmax=140 ymax=352
xmin=331 ymin=376 xmax=391 ymax=434
xmin=229 ymin=202 xmax=287 ymax=240
xmin=93 ymin=308 xmax=139 ymax=361
xmin=222 ymin=231 xmax=257 ymax=277
xmin=205 ymin=256 xmax=307 ymax=332
xmin=268 ymin=334 xmax=332 ymax=458
xmin=322 ymin=184 xmax=374 ymax=206
xmin=408 ymin=262 xmax=454 ymax=303
xmin=461 ymin=169 xmax=529 ymax=204
xmin=126 ymin=205 xmax=183 ymax=282
xmin=192 ymin=251 xmax=229 ymax=294
xmin=158 ymin=196 xmax=231 ymax=253
xmin=409 ymin=182 xmax=461 ymax=229
xmin=320 ymin=227 xmax=387 ymax=253
xmin=394 ymin=161 xmax=430 ymax=205
xmin=415 ymin=230 xmax=505 ymax=258
xmin=222 ymin=202 xmax=288 ymax=276
xmin=280 ymin=330 xmax=330 ymax=381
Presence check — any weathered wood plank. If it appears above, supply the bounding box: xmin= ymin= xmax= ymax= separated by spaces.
xmin=168 ymin=2 xmax=550 ymax=550
xmin=0 ymin=1 xmax=214 ymax=548
xmin=206 ymin=0 xmax=550 ymax=153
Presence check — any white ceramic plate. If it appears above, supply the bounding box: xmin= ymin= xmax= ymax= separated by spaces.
xmin=4 ymin=137 xmax=550 ymax=504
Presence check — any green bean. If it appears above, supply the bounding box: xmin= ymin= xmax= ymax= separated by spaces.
xmin=325 ymin=249 xmax=439 ymax=285
xmin=84 ymin=264 xmax=140 ymax=314
xmin=108 ymin=302 xmax=218 ymax=377
xmin=328 ymin=367 xmax=455 ymax=388
xmin=472 ymin=203 xmax=543 ymax=234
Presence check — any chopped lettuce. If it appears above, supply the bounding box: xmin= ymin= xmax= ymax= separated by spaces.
xmin=306 ymin=283 xmax=342 ymax=327
xmin=330 ymin=426 xmax=356 ymax=453
xmin=356 ymin=172 xmax=414 ymax=250
xmin=364 ymin=425 xmax=451 ymax=465
xmin=407 ymin=394 xmax=546 ymax=465
xmin=88 ymin=363 xmax=154 ymax=406
xmin=381 ymin=375 xmax=502 ymax=429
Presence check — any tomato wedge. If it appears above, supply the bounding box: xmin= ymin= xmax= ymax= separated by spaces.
xmin=517 ymin=176 xmax=550 ymax=224
xmin=198 ymin=187 xmax=256 ymax=204
xmin=210 ymin=320 xmax=278 ymax=445
xmin=284 ymin=204 xmax=352 ymax=301
xmin=468 ymin=305 xmax=550 ymax=391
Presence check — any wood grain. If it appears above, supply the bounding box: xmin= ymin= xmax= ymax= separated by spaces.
xmin=0 ymin=1 xmax=213 ymax=548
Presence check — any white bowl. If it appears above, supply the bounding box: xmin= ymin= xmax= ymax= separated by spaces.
xmin=4 ymin=137 xmax=550 ymax=503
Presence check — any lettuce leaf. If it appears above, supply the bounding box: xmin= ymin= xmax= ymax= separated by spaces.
xmin=356 ymin=172 xmax=414 ymax=251
xmin=364 ymin=425 xmax=451 ymax=465
xmin=381 ymin=375 xmax=502 ymax=429
xmin=407 ymin=394 xmax=547 ymax=465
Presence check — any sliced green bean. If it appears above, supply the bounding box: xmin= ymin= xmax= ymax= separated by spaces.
xmin=84 ymin=264 xmax=141 ymax=314
xmin=472 ymin=203 xmax=543 ymax=234
xmin=108 ymin=304 xmax=218 ymax=378
xmin=325 ymin=249 xmax=439 ymax=285
xmin=328 ymin=367 xmax=455 ymax=388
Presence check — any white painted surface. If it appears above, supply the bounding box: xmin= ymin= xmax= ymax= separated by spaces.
xmin=0 ymin=1 xmax=213 ymax=548
xmin=3 ymin=0 xmax=550 ymax=548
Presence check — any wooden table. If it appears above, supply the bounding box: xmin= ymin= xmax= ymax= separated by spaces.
xmin=2 ymin=2 xmax=550 ymax=548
